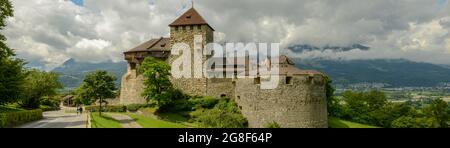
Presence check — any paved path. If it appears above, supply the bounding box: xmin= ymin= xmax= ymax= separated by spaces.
xmin=18 ymin=108 xmax=88 ymax=128
xmin=106 ymin=113 xmax=142 ymax=128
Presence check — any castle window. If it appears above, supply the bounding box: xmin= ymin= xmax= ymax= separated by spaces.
xmin=254 ymin=77 xmax=261 ymax=85
xmin=237 ymin=96 xmax=241 ymax=100
xmin=220 ymin=94 xmax=227 ymax=98
xmin=178 ymin=26 xmax=185 ymax=31
xmin=197 ymin=25 xmax=201 ymax=30
xmin=130 ymin=63 xmax=136 ymax=70
xmin=286 ymin=76 xmax=293 ymax=84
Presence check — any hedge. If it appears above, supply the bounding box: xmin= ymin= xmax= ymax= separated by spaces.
xmin=126 ymin=104 xmax=148 ymax=112
xmin=85 ymin=105 xmax=127 ymax=112
xmin=0 ymin=109 xmax=43 ymax=128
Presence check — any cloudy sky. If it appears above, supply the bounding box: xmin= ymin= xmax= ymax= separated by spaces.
xmin=3 ymin=0 xmax=450 ymax=70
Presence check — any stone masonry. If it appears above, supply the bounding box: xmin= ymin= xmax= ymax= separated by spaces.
xmin=119 ymin=7 xmax=328 ymax=128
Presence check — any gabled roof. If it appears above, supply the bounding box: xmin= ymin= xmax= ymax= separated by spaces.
xmin=169 ymin=8 xmax=214 ymax=31
xmin=124 ymin=37 xmax=171 ymax=53
xmin=274 ymin=55 xmax=296 ymax=65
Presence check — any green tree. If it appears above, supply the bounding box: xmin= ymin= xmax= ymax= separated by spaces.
xmin=341 ymin=90 xmax=367 ymax=121
xmin=74 ymin=86 xmax=94 ymax=105
xmin=0 ymin=0 xmax=26 ymax=105
xmin=139 ymin=57 xmax=173 ymax=108
xmin=369 ymin=103 xmax=413 ymax=127
xmin=423 ymin=99 xmax=449 ymax=128
xmin=341 ymin=90 xmax=388 ymax=124
xmin=0 ymin=58 xmax=26 ymax=105
xmin=0 ymin=0 xmax=14 ymax=58
xmin=77 ymin=71 xmax=117 ymax=116
xmin=20 ymin=69 xmax=62 ymax=109
xmin=324 ymin=76 xmax=343 ymax=117
xmin=365 ymin=90 xmax=387 ymax=111
xmin=392 ymin=116 xmax=434 ymax=128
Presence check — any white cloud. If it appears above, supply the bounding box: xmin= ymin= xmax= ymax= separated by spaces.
xmin=395 ymin=19 xmax=449 ymax=51
xmin=3 ymin=0 xmax=450 ymax=70
xmin=67 ymin=38 xmax=118 ymax=63
xmin=446 ymin=38 xmax=450 ymax=54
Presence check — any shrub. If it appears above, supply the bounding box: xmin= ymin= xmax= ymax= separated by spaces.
xmin=127 ymin=104 xmax=147 ymax=112
xmin=85 ymin=105 xmax=126 ymax=112
xmin=40 ymin=96 xmax=60 ymax=108
xmin=165 ymin=99 xmax=192 ymax=112
xmin=0 ymin=109 xmax=43 ymax=128
xmin=194 ymin=99 xmax=248 ymax=128
xmin=40 ymin=105 xmax=60 ymax=112
xmin=265 ymin=121 xmax=281 ymax=128
xmin=189 ymin=96 xmax=219 ymax=110
xmin=161 ymin=96 xmax=220 ymax=113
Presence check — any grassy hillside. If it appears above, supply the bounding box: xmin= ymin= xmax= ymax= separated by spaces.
xmin=329 ymin=117 xmax=377 ymax=128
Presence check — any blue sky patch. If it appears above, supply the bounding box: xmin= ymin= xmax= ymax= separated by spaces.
xmin=437 ymin=0 xmax=448 ymax=7
xmin=71 ymin=0 xmax=84 ymax=6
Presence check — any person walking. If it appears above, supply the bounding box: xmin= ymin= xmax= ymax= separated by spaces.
xmin=79 ymin=105 xmax=83 ymax=115
xmin=76 ymin=105 xmax=81 ymax=115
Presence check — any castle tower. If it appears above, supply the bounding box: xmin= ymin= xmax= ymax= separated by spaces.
xmin=168 ymin=8 xmax=215 ymax=97
xmin=235 ymin=56 xmax=328 ymax=128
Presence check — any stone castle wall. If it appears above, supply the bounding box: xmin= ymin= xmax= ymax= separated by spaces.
xmin=119 ymin=16 xmax=328 ymax=128
xmin=235 ymin=75 xmax=328 ymax=128
xmin=206 ymin=78 xmax=235 ymax=99
xmin=119 ymin=65 xmax=147 ymax=105
xmin=169 ymin=78 xmax=207 ymax=97
xmin=168 ymin=25 xmax=215 ymax=97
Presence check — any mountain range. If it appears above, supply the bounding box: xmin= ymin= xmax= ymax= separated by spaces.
xmin=52 ymin=58 xmax=127 ymax=89
xmin=294 ymin=58 xmax=450 ymax=88
xmin=51 ymin=57 xmax=450 ymax=90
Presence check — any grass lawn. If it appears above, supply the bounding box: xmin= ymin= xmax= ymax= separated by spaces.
xmin=329 ymin=117 xmax=378 ymax=128
xmin=91 ymin=113 xmax=123 ymax=128
xmin=126 ymin=113 xmax=187 ymax=128
xmin=158 ymin=112 xmax=198 ymax=127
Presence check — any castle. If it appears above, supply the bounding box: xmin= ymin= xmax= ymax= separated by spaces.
xmin=119 ymin=7 xmax=328 ymax=128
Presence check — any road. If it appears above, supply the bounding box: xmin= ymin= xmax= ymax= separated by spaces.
xmin=18 ymin=108 xmax=88 ymax=128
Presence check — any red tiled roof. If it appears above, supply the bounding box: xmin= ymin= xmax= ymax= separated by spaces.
xmin=169 ymin=8 xmax=214 ymax=31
